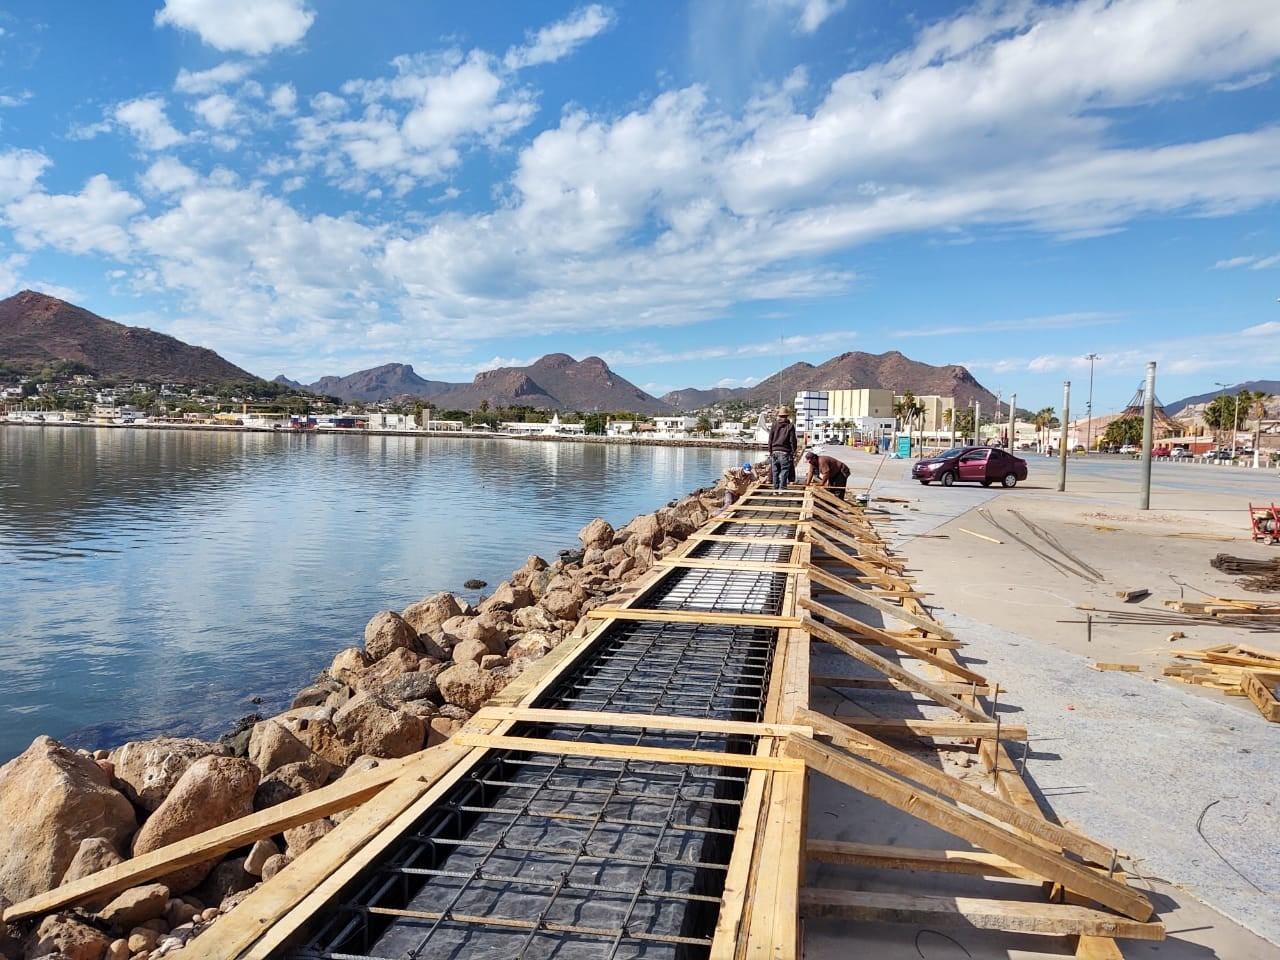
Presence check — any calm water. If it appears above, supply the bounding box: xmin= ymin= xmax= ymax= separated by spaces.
xmin=0 ymin=426 xmax=750 ymax=761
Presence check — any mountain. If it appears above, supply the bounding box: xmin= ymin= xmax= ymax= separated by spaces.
xmin=303 ymin=363 xmax=455 ymax=403
xmin=1166 ymin=380 xmax=1280 ymax=415
xmin=663 ymin=351 xmax=998 ymax=411
xmin=431 ymin=354 xmax=669 ymax=413
xmin=0 ymin=290 xmax=256 ymax=382
xmin=272 ymin=374 xmax=304 ymax=390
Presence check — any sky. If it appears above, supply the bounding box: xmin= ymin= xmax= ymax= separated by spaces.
xmin=0 ymin=0 xmax=1278 ymax=411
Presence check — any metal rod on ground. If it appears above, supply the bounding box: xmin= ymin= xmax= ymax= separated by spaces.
xmin=1139 ymin=361 xmax=1156 ymax=510
xmin=1057 ymin=381 xmax=1070 ymax=492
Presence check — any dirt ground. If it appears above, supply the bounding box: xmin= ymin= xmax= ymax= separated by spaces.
xmin=801 ymin=449 xmax=1280 ymax=959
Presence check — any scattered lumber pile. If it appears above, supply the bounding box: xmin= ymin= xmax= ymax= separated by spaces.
xmin=1210 ymin=554 xmax=1280 ymax=593
xmin=1164 ymin=643 xmax=1280 ymax=722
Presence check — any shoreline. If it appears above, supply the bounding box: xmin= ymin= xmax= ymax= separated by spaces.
xmin=0 ymin=464 xmax=760 ymax=956
xmin=0 ymin=419 xmax=765 ymax=451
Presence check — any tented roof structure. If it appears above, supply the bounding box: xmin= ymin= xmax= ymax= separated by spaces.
xmin=1120 ymin=383 xmax=1182 ymax=435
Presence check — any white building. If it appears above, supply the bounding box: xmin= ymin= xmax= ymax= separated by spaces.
xmin=653 ymin=415 xmax=700 ymax=438
xmin=794 ymin=391 xmax=829 ymax=433
xmin=367 ymin=412 xmax=419 ymax=431
xmin=606 ymin=419 xmax=637 ymax=436
xmin=501 ymin=413 xmax=585 ymax=435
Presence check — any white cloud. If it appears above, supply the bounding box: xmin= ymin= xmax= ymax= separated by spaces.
xmin=1251 ymin=253 xmax=1280 ymax=270
xmin=174 ymin=60 xmax=256 ymax=95
xmin=0 ymin=91 xmax=32 ymax=108
xmin=141 ymin=157 xmax=198 ymax=194
xmin=269 ymin=83 xmax=297 ymax=115
xmin=503 ymin=5 xmax=614 ymax=70
xmin=1243 ymin=321 xmax=1280 ymax=337
xmin=1214 ymin=71 xmax=1272 ymax=92
xmin=1214 ymin=251 xmax=1280 ymax=270
xmin=597 ymin=330 xmax=860 ymax=368
xmin=5 ymin=175 xmax=143 ymax=257
xmin=896 ymin=312 xmax=1121 ymax=338
xmin=299 ymin=50 xmax=536 ymax=192
xmin=155 ymin=0 xmax=314 ymax=55
xmin=0 ymin=148 xmax=48 ymax=203
xmin=114 ymin=96 xmax=186 ymax=150
xmin=192 ymin=93 xmax=238 ymax=129
xmin=760 ymin=0 xmax=847 ymax=34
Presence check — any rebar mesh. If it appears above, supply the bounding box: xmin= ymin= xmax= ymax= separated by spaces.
xmin=711 ymin=522 xmax=797 ymax=538
xmin=640 ymin=569 xmax=787 ymax=615
xmin=689 ymin=541 xmax=791 ymax=563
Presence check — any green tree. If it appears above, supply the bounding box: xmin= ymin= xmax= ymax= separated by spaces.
xmin=1102 ymin=415 xmax=1143 ymax=447
xmin=1032 ymin=407 xmax=1057 ymax=451
xmin=695 ymin=414 xmax=713 ymax=436
xmin=583 ymin=412 xmax=607 ymax=435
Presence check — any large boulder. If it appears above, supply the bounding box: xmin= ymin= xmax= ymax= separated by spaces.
xmin=507 ymin=632 xmax=554 ymax=661
xmin=96 ymin=883 xmax=170 ymax=930
xmin=436 ymin=662 xmax=500 ymax=713
xmin=363 ymin=610 xmax=419 ymax=660
xmin=131 ymin=756 xmax=259 ymax=893
xmin=450 ymin=638 xmax=492 ymax=666
xmin=458 ymin=612 xmax=507 ymax=648
xmin=109 ymin=738 xmax=225 ymax=812
xmin=478 ymin=581 xmax=533 ymax=614
xmin=354 ymin=648 xmax=421 ymax=692
xmin=513 ymin=605 xmax=557 ymax=631
xmin=624 ymin=513 xmax=662 ymax=547
xmin=254 ymin=755 xmax=332 ymax=810
xmin=540 ymin=589 xmax=581 ymax=622
xmin=61 ymin=837 xmax=123 ymax=891
xmin=401 ymin=593 xmax=463 ymax=635
xmin=0 ymin=737 xmax=136 ymax=904
xmin=377 ymin=669 xmax=444 ymax=706
xmin=331 ymin=693 xmax=426 ymax=761
xmin=511 ymin=555 xmax=548 ymax=587
xmin=193 ymin=857 xmax=254 ymax=908
xmin=328 ymin=646 xmax=371 ymax=684
xmin=28 ymin=914 xmax=111 ymax=960
xmin=578 ymin=518 xmax=615 ymax=550
xmin=247 ymin=720 xmax=314 ymax=776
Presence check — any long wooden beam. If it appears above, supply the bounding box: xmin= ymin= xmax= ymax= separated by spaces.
xmin=801 ymin=596 xmax=984 ymax=683
xmin=453 ymin=732 xmax=804 ymax=772
xmin=655 ymin=558 xmax=806 ymax=573
xmin=806 ymin=529 xmax=898 ymax=589
xmin=819 ymin=714 xmax=1027 ymax=741
xmin=799 ymin=889 xmax=1164 ymax=940
xmin=812 ymin=675 xmax=996 ymax=697
xmin=807 ymin=840 xmax=1042 ymax=879
xmin=787 ymin=736 xmax=1152 ymax=921
xmin=1 ymin=748 xmax=439 ymax=923
xmin=795 ymin=710 xmax=1113 ymax=865
xmin=473 ymin=707 xmax=812 ymax=739
xmin=807 ymin=563 xmax=955 ymax=639
xmin=585 ymin=607 xmax=804 ymax=629
xmin=804 ymin=617 xmax=992 ymax=724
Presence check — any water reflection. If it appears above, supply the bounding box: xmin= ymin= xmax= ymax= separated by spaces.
xmin=0 ymin=427 xmax=750 ymax=761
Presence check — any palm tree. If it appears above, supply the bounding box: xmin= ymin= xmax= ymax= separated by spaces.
xmin=1032 ymin=407 xmax=1056 ymax=452
xmin=942 ymin=407 xmax=953 ymax=446
xmin=1249 ymin=392 xmax=1271 ymax=465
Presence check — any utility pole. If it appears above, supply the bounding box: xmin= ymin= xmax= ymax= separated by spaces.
xmin=974 ymin=401 xmax=981 ymax=446
xmin=1007 ymin=392 xmax=1016 ymax=452
xmin=1214 ymin=381 xmax=1229 ymax=451
xmin=1084 ymin=353 xmax=1099 ymax=453
xmin=1140 ymin=362 xmax=1156 ymax=510
xmin=1057 ymin=381 xmax=1070 ymax=492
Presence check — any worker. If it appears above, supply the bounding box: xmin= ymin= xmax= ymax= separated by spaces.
xmin=804 ymin=450 xmax=851 ymax=499
xmin=767 ymin=407 xmax=797 ymax=491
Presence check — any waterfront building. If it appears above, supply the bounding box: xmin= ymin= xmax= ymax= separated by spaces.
xmin=366 ymin=412 xmax=419 ymax=431
xmin=792 ymin=388 xmax=895 ymax=444
xmin=897 ymin=395 xmax=956 ymax=441
xmin=653 ymin=415 xmax=700 ymax=438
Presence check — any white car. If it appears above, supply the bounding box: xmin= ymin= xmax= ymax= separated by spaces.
xmin=1170 ymin=447 xmax=1192 ymax=459
xmin=1119 ymin=444 xmax=1138 ymax=454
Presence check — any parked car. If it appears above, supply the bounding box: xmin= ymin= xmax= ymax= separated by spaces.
xmin=1119 ymin=444 xmax=1138 ymax=454
xmin=1072 ymin=444 xmax=1086 ymax=453
xmin=912 ymin=446 xmax=1028 ymax=488
xmin=1170 ymin=447 xmax=1192 ymax=459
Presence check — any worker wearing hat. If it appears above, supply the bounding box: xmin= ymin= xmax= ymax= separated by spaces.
xmin=767 ymin=406 xmax=797 ymax=491
xmin=804 ymin=449 xmax=851 ymax=498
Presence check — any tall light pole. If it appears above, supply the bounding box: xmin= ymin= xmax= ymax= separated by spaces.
xmin=1007 ymin=392 xmax=1016 ymax=451
xmin=1057 ymin=381 xmax=1070 ymax=492
xmin=1140 ymin=362 xmax=1156 ymax=510
xmin=1084 ymin=353 xmax=1099 ymax=453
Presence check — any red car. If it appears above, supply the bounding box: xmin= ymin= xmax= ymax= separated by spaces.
xmin=912 ymin=446 xmax=1028 ymax=488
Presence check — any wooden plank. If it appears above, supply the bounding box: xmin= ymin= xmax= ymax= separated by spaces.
xmin=798 ymin=889 xmax=1164 ymax=940
xmin=1242 ymin=670 xmax=1280 ymax=722
xmin=821 ymin=714 xmax=1027 ymax=741
xmin=185 ymin=740 xmax=485 ymax=960
xmin=787 ymin=736 xmax=1152 ymax=921
xmin=958 ymin=527 xmax=1003 ymax=544
xmin=803 ymin=617 xmax=992 ymax=723
xmin=453 ymin=733 xmax=804 ymax=772
xmin=1091 ymin=662 xmax=1141 ymax=673
xmin=2 ymin=748 xmax=433 ymax=923
xmin=807 ymin=840 xmax=1042 ymax=880
xmin=806 ymin=528 xmax=898 ymax=589
xmin=802 ymin=596 xmax=984 ymax=683
xmin=655 ymin=557 xmax=805 ymax=573
xmin=812 ymin=675 xmax=995 ymax=697
xmin=807 ymin=564 xmax=955 ymax=640
xmin=724 ymin=504 xmax=806 ymax=515
xmin=709 ymin=767 xmax=770 ymax=958
xmin=1076 ymin=934 xmax=1127 ymax=959
xmin=585 ymin=607 xmax=804 ymax=629
xmin=795 ymin=709 xmax=1116 ymax=866
xmin=474 ymin=707 xmax=812 ymax=739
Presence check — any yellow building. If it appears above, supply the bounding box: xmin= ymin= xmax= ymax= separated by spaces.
xmin=828 ymin=388 xmax=894 ymax=420
xmin=895 ymin=394 xmax=956 ymax=437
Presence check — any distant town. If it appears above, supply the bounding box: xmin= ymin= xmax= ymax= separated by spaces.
xmin=3 ymin=366 xmax=1276 ymax=463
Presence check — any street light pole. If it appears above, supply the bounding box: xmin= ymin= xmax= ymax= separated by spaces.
xmin=1007 ymin=393 xmax=1016 ymax=451
xmin=1140 ymin=362 xmax=1157 ymax=510
xmin=1214 ymin=381 xmax=1229 ymax=451
xmin=1084 ymin=353 xmax=1099 ymax=453
xmin=1057 ymin=381 xmax=1070 ymax=492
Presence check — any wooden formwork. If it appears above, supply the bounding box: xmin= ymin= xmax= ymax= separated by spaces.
xmin=4 ymin=481 xmax=1163 ymax=959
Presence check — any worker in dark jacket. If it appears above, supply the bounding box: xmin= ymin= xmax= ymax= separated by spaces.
xmin=804 ymin=450 xmax=851 ymax=498
xmin=767 ymin=407 xmax=797 ymax=491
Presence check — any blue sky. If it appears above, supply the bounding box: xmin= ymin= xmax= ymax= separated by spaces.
xmin=0 ymin=0 xmax=1278 ymax=411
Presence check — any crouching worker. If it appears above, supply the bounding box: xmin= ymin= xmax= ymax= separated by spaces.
xmin=721 ymin=462 xmax=753 ymax=507
xmin=804 ymin=450 xmax=851 ymax=499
